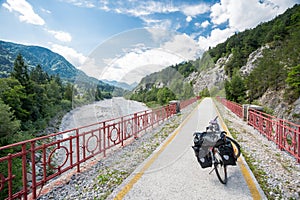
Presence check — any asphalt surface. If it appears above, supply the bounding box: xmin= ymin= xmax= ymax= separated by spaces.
xmin=108 ymin=98 xmax=265 ymax=200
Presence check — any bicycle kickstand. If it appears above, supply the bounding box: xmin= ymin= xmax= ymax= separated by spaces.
xmin=209 ymin=167 xmax=215 ymax=175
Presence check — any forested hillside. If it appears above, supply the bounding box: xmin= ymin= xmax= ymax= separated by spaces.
xmin=207 ymin=4 xmax=300 ymax=105
xmin=129 ymin=61 xmax=196 ymax=106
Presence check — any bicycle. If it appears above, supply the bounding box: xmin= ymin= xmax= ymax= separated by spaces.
xmin=192 ymin=116 xmax=241 ymax=184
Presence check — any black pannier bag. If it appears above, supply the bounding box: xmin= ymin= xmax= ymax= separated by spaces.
xmin=192 ymin=132 xmax=215 ymax=168
xmin=192 ymin=145 xmax=212 ymax=168
xmin=218 ymin=139 xmax=236 ymax=166
xmin=198 ymin=153 xmax=212 ymax=168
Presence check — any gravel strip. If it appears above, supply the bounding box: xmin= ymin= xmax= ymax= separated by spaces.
xmin=38 ymin=104 xmax=197 ymax=200
xmin=215 ymin=100 xmax=300 ymax=200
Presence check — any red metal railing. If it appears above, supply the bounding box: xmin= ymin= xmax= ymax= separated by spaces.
xmin=217 ymin=97 xmax=243 ymax=118
xmin=0 ymin=98 xmax=198 ymax=199
xmin=217 ymin=97 xmax=300 ymax=163
xmin=180 ymin=96 xmax=200 ymax=109
xmin=248 ymin=109 xmax=300 ymax=163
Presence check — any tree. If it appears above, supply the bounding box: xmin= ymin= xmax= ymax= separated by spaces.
xmin=10 ymin=54 xmax=30 ymax=87
xmin=182 ymin=83 xmax=194 ymax=100
xmin=30 ymin=64 xmax=49 ymax=84
xmin=199 ymin=87 xmax=210 ymax=97
xmin=157 ymin=87 xmax=176 ymax=105
xmin=64 ymin=82 xmax=73 ymax=101
xmin=225 ymin=69 xmax=246 ymax=103
xmin=230 ymin=70 xmax=246 ymax=103
xmin=0 ymin=78 xmax=29 ymax=121
xmin=286 ymin=64 xmax=300 ymax=101
xmin=95 ymin=85 xmax=103 ymax=101
xmin=0 ymin=100 xmax=20 ymax=139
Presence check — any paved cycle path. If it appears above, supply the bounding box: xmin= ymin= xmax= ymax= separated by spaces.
xmin=109 ymin=98 xmax=266 ymax=200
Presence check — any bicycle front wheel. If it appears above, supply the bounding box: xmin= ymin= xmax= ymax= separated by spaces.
xmin=214 ymin=151 xmax=227 ymax=184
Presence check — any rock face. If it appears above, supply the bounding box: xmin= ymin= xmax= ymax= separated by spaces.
xmin=240 ymin=45 xmax=269 ymax=76
xmin=189 ymin=45 xmax=299 ymax=123
xmin=188 ymin=55 xmax=230 ymax=95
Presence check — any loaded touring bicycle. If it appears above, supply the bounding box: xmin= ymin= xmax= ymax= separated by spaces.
xmin=192 ymin=116 xmax=241 ymax=184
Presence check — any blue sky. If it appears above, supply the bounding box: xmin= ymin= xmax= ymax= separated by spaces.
xmin=0 ymin=0 xmax=299 ymax=83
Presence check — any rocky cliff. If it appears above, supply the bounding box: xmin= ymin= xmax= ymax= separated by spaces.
xmin=189 ymin=46 xmax=299 ymax=123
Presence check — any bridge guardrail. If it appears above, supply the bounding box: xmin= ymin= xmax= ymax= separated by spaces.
xmin=0 ymin=97 xmax=198 ymax=199
xmin=216 ymin=96 xmax=300 ymax=163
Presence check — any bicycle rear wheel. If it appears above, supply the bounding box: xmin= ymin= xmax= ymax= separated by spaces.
xmin=214 ymin=151 xmax=227 ymax=184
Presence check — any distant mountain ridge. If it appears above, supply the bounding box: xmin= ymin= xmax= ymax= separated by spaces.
xmin=0 ymin=40 xmax=82 ymax=80
xmin=0 ymin=40 xmax=119 ymax=90
xmin=102 ymin=79 xmax=138 ymax=91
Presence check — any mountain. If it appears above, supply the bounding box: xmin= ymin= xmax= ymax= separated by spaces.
xmin=102 ymin=79 xmax=138 ymax=91
xmin=1 ymin=40 xmax=77 ymax=79
xmin=0 ymin=40 xmax=108 ymax=86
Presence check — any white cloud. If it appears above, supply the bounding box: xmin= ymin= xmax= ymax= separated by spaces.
xmin=210 ymin=0 xmax=298 ymax=30
xmin=98 ymin=1 xmax=178 ymax=17
xmin=98 ymin=33 xmax=202 ymax=84
xmin=62 ymin=0 xmax=95 ymax=8
xmin=181 ymin=3 xmax=210 ymax=17
xmin=47 ymin=29 xmax=72 ymax=42
xmin=100 ymin=48 xmax=183 ymax=84
xmin=186 ymin=16 xmax=192 ymax=23
xmin=198 ymin=27 xmax=236 ymax=50
xmin=50 ymin=44 xmax=87 ymax=67
xmin=141 ymin=16 xmax=172 ymax=29
xmin=41 ymin=8 xmax=51 ymax=14
xmin=200 ymin=20 xmax=210 ymax=28
xmin=90 ymin=1 xmax=210 ymax=29
xmin=2 ymin=0 xmax=45 ymax=25
xmin=199 ymin=0 xmax=298 ymax=49
xmin=161 ymin=34 xmax=202 ymax=60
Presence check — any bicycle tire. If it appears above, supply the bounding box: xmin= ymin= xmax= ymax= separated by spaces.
xmin=214 ymin=151 xmax=227 ymax=184
xmin=226 ymin=137 xmax=241 ymax=160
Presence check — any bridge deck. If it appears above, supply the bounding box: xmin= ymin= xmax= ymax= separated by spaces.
xmin=108 ymin=98 xmax=266 ymax=200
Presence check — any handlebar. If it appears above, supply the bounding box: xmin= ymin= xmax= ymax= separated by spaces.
xmin=206 ymin=116 xmax=220 ymax=132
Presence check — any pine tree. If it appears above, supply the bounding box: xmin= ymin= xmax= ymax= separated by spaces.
xmin=0 ymin=100 xmax=21 ymax=139
xmin=11 ymin=54 xmax=30 ymax=87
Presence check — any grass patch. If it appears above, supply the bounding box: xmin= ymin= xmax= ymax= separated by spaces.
xmin=242 ymin=150 xmax=282 ymax=199
xmin=96 ymin=167 xmax=129 ymax=200
xmin=227 ymin=127 xmax=239 ymax=139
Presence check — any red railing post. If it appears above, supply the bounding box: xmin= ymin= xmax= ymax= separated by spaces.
xmin=7 ymin=154 xmax=13 ymax=199
xmin=151 ymin=111 xmax=154 ymax=128
xmin=296 ymin=126 xmax=300 ymax=163
xmin=22 ymin=143 xmax=28 ymax=200
xmin=121 ymin=117 xmax=124 ymax=146
xmin=166 ymin=105 xmax=169 ymax=119
xmin=144 ymin=111 xmax=147 ymax=129
xmin=30 ymin=141 xmax=37 ymax=199
xmin=103 ymin=122 xmax=106 ymax=157
xmin=76 ymin=128 xmax=80 ymax=172
xmin=278 ymin=119 xmax=284 ymax=150
xmin=134 ymin=113 xmax=138 ymax=139
xmin=69 ymin=137 xmax=73 ymax=168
